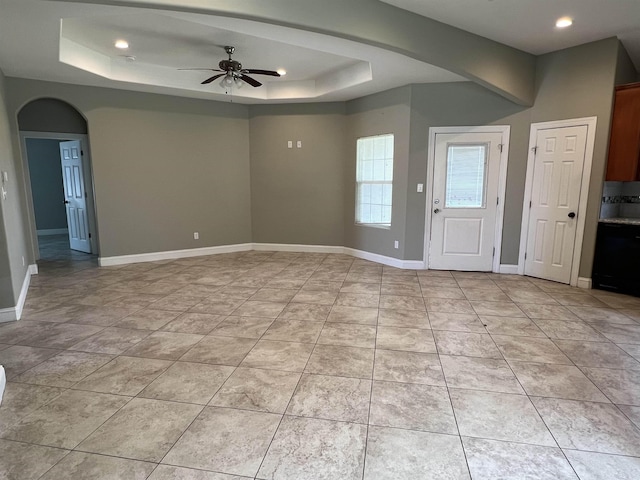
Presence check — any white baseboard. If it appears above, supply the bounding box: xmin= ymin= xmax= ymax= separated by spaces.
xmin=100 ymin=242 xmax=424 ymax=270
xmin=37 ymin=228 xmax=68 ymax=236
xmin=252 ymin=243 xmax=344 ymax=254
xmin=0 ymin=365 xmax=5 ymax=405
xmin=0 ymin=264 xmax=36 ymax=323
xmin=0 ymin=307 xmax=16 ymax=323
xmin=577 ymin=277 xmax=592 ymax=289
xmin=343 ymin=247 xmax=423 ymax=269
xmin=253 ymin=243 xmax=419 ymax=269
xmin=98 ymin=243 xmax=254 ymax=267
xmin=499 ymin=264 xmax=519 ymax=275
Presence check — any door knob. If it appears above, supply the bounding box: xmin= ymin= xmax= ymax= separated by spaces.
xmin=64 ymin=200 xmax=70 ymax=204
xmin=434 ymin=208 xmax=441 ymax=214
xmin=568 ymin=212 xmax=576 ymax=219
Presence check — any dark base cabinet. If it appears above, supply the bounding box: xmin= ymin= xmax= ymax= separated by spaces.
xmin=592 ymin=222 xmax=640 ymax=297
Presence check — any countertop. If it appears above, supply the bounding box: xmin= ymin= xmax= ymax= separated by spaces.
xmin=599 ymin=217 xmax=640 ymax=225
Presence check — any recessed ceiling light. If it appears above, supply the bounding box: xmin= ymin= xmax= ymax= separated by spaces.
xmin=114 ymin=40 xmax=129 ymax=49
xmin=555 ymin=17 xmax=573 ymax=28
xmin=277 ymin=69 xmax=287 ymax=76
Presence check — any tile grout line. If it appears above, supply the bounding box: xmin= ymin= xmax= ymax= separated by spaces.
xmin=360 ymin=280 xmax=381 ymax=480
xmin=428 ymin=290 xmax=475 ymax=480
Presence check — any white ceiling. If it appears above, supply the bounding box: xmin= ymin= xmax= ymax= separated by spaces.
xmin=0 ymin=0 xmax=638 ymax=105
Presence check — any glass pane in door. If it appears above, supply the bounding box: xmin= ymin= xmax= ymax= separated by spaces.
xmin=445 ymin=144 xmax=488 ymax=208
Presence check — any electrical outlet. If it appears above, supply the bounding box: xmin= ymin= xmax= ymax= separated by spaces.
xmin=193 ymin=232 xmax=199 ymax=240
xmin=297 ymin=140 xmax=302 ymax=148
xmin=394 ymin=240 xmax=399 ymax=249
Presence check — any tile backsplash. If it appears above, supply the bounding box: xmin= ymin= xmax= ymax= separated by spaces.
xmin=601 ymin=181 xmax=640 ymax=219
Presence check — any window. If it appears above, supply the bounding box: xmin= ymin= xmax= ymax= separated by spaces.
xmin=356 ymin=134 xmax=393 ymax=226
xmin=444 ymin=144 xmax=488 ymax=208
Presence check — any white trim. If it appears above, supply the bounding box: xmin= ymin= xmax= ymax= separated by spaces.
xmin=98 ymin=243 xmax=254 ymax=266
xmin=19 ymin=131 xmax=98 ymax=258
xmin=577 ymin=277 xmax=592 ymax=289
xmin=0 ymin=307 xmax=17 ymax=323
xmin=247 ymin=243 xmax=423 ymax=269
xmin=343 ymin=247 xmax=424 ymax=269
xmin=0 ymin=265 xmax=35 ymax=323
xmin=0 ymin=365 xmax=6 ymax=405
xmin=517 ymin=117 xmax=597 ymax=287
xmin=423 ymin=125 xmax=511 ymax=272
xmin=99 ymin=242 xmax=426 ymax=270
xmin=252 ymin=243 xmax=344 ymax=254
xmin=499 ymin=264 xmax=519 ymax=275
xmin=37 ymin=228 xmax=68 ymax=236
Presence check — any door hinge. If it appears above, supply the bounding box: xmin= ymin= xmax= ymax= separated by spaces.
xmin=529 ymin=201 xmax=532 ymax=208
xmin=496 ymin=197 xmax=499 ymax=206
xmin=498 ymin=143 xmax=504 ymax=153
xmin=524 ymin=252 xmax=527 ymax=260
xmin=88 ymin=233 xmax=92 ymax=239
xmin=81 ymin=150 xmax=84 ymax=156
xmin=493 ymin=247 xmax=495 ymax=257
xmin=84 ymin=192 xmax=87 ymax=198
xmin=532 ymin=146 xmax=538 ymax=155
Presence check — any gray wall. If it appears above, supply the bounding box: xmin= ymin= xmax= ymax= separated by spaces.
xmin=6 ymin=79 xmax=252 ymax=258
xmin=345 ymin=87 xmax=412 ymax=259
xmin=407 ymin=82 xmax=531 ymax=264
xmin=18 ymin=98 xmax=87 ymax=134
xmin=615 ymin=41 xmax=639 ymax=86
xmin=0 ymin=69 xmax=30 ymax=308
xmin=406 ymin=37 xmax=624 ymax=274
xmin=249 ymin=103 xmax=346 ymax=246
xmin=25 ymin=139 xmax=67 ymax=231
xmin=531 ymin=38 xmax=619 ymax=277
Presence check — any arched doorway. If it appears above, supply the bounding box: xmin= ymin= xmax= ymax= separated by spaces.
xmin=18 ymin=98 xmax=98 ymax=265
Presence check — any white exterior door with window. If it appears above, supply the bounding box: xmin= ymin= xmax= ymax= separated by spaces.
xmin=523 ymin=125 xmax=588 ymax=284
xmin=429 ymin=131 xmax=505 ymax=271
xmin=59 ymin=140 xmax=91 ymax=253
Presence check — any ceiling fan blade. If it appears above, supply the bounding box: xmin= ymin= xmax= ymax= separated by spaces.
xmin=240 ymin=74 xmax=262 ymax=87
xmin=244 ymin=69 xmax=281 ymax=77
xmin=201 ymin=73 xmax=226 ymax=84
xmin=179 ymin=68 xmax=224 ymax=72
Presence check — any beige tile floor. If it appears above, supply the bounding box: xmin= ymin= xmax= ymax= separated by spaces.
xmin=1 ymin=236 xmax=640 ymax=478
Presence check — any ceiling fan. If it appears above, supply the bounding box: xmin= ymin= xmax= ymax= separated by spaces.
xmin=181 ymin=45 xmax=281 ymax=88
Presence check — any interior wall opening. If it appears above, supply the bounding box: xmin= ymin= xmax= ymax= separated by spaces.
xmin=17 ymin=98 xmax=98 ymax=267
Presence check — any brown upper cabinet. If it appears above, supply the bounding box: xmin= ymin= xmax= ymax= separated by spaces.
xmin=606 ymin=83 xmax=640 ymax=181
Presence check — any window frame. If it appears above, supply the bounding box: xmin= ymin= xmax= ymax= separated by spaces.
xmin=354 ymin=133 xmax=394 ymax=228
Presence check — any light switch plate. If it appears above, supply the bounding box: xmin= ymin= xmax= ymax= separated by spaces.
xmin=287 ymin=141 xmax=293 ymax=149
xmin=417 ymin=183 xmax=424 ymax=193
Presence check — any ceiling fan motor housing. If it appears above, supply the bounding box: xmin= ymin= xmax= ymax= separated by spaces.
xmin=219 ymin=59 xmax=243 ymax=72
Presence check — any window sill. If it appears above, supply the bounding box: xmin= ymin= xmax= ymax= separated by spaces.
xmin=355 ymin=223 xmax=391 ymax=230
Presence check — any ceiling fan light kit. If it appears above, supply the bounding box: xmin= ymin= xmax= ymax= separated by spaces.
xmin=181 ymin=45 xmax=281 ymax=90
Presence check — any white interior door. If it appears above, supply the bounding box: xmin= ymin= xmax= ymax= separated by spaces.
xmin=524 ymin=125 xmax=587 ymax=283
xmin=429 ymin=132 xmax=503 ymax=271
xmin=59 ymin=140 xmax=91 ymax=253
